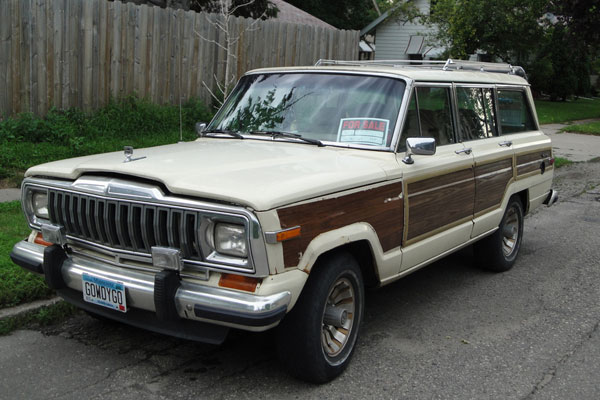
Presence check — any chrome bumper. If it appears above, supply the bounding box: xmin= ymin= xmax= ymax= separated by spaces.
xmin=543 ymin=189 xmax=558 ymax=207
xmin=11 ymin=240 xmax=290 ymax=334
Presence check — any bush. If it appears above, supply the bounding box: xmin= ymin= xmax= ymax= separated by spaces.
xmin=0 ymin=96 xmax=213 ymax=181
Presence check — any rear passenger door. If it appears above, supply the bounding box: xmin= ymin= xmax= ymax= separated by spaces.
xmin=398 ymin=84 xmax=475 ymax=270
xmin=496 ymin=87 xmax=554 ymax=206
xmin=455 ymin=85 xmax=515 ymax=238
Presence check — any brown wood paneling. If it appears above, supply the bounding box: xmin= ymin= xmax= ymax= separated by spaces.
xmin=277 ymin=182 xmax=404 ymax=268
xmin=406 ymin=168 xmax=474 ymax=240
xmin=474 ymin=158 xmax=513 ymax=213
xmin=516 ymin=148 xmax=552 ymax=177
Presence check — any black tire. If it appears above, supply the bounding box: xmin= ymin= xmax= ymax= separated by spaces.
xmin=276 ymin=251 xmax=364 ymax=383
xmin=474 ymin=196 xmax=524 ymax=272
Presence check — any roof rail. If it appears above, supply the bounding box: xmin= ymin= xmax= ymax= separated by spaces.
xmin=314 ymin=58 xmax=528 ymax=80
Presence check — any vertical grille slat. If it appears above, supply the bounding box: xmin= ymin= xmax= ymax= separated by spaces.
xmin=48 ymin=191 xmax=57 ymax=223
xmin=106 ymin=201 xmax=120 ymax=247
xmin=181 ymin=212 xmax=197 ymax=258
xmin=69 ymin=195 xmax=81 ymax=236
xmin=132 ymin=205 xmax=146 ymax=251
xmin=79 ymin=197 xmax=90 ymax=238
xmin=116 ymin=203 xmax=132 ymax=249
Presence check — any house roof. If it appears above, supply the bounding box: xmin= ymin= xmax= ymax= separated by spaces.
xmin=360 ymin=7 xmax=396 ymax=36
xmin=271 ymin=0 xmax=336 ymax=29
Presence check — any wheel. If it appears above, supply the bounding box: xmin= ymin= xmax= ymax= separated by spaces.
xmin=276 ymin=251 xmax=364 ymax=383
xmin=474 ymin=196 xmax=524 ymax=272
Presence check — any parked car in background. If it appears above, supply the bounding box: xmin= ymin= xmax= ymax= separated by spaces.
xmin=11 ymin=59 xmax=557 ymax=383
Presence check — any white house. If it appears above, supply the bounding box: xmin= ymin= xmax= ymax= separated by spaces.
xmin=360 ymin=0 xmax=444 ymax=61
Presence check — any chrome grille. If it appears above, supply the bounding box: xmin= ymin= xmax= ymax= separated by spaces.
xmin=47 ymin=190 xmax=203 ymax=261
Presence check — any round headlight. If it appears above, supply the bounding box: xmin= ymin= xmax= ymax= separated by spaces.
xmin=32 ymin=191 xmax=49 ymax=219
xmin=213 ymin=223 xmax=247 ymax=258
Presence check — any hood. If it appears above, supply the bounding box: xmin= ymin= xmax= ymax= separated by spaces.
xmin=25 ymin=138 xmax=400 ymax=210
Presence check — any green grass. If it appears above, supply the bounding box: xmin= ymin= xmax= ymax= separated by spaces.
xmin=535 ymin=98 xmax=600 ymax=124
xmin=560 ymin=121 xmax=600 ymax=135
xmin=0 ymin=201 xmax=54 ymax=308
xmin=0 ymin=96 xmax=213 ymax=183
xmin=554 ymin=157 xmax=573 ymax=168
xmin=0 ymin=301 xmax=78 ymax=336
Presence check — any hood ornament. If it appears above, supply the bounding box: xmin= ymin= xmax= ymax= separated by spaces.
xmin=123 ymin=146 xmax=147 ymax=163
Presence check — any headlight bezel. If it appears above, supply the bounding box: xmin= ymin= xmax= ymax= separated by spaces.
xmin=24 ymin=187 xmax=50 ymax=225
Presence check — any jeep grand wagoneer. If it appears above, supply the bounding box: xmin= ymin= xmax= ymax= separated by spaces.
xmin=11 ymin=59 xmax=557 ymax=382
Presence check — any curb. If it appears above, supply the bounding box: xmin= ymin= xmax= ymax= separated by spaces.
xmin=0 ymin=297 xmax=63 ymax=321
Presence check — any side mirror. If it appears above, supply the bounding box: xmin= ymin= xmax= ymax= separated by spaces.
xmin=402 ymin=137 xmax=436 ymax=164
xmin=195 ymin=122 xmax=207 ymax=137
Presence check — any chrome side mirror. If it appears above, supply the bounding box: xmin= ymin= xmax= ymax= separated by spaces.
xmin=402 ymin=137 xmax=436 ymax=164
xmin=195 ymin=122 xmax=207 ymax=137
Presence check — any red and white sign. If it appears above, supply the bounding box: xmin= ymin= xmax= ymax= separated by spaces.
xmin=337 ymin=118 xmax=389 ymax=146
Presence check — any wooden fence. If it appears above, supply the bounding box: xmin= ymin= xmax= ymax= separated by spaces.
xmin=0 ymin=0 xmax=359 ymax=117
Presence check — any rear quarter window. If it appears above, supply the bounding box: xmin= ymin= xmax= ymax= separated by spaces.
xmin=497 ymin=90 xmax=536 ymax=134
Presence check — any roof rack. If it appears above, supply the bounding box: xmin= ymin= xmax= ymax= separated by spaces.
xmin=314 ymin=58 xmax=528 ymax=80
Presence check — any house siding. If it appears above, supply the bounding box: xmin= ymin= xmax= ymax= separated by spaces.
xmin=374 ymin=0 xmax=437 ymax=60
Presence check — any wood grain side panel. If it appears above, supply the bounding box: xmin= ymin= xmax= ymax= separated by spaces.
xmin=406 ymin=168 xmax=475 ymax=240
xmin=516 ymin=148 xmax=552 ymax=177
xmin=277 ymin=182 xmax=404 ymax=268
xmin=408 ymin=168 xmax=474 ymax=194
xmin=474 ymin=158 xmax=513 ymax=213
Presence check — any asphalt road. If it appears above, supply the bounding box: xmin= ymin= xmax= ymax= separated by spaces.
xmin=1 ymin=161 xmax=600 ymax=400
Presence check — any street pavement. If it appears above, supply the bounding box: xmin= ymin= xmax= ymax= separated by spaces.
xmin=1 ymin=153 xmax=599 ymax=399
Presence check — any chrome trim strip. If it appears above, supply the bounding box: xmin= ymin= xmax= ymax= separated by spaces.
xmin=408 ymin=177 xmax=475 ymax=198
xmin=517 ymin=159 xmax=548 ymax=168
xmin=264 ymin=225 xmax=301 ymax=244
xmin=476 ymin=167 xmax=513 ymax=179
xmin=12 ymin=240 xmax=290 ymax=330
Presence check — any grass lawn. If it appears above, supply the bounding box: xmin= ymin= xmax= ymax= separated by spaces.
xmin=560 ymin=121 xmax=600 ymax=135
xmin=0 ymin=96 xmax=213 ymax=186
xmin=535 ymin=98 xmax=600 ymax=124
xmin=0 ymin=201 xmax=54 ymax=308
xmin=554 ymin=157 xmax=574 ymax=168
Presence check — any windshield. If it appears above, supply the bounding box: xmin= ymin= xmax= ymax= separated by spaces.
xmin=207 ymin=73 xmax=406 ymax=148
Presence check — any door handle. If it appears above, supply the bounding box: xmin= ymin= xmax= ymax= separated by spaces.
xmin=455 ymin=148 xmax=472 ymax=155
xmin=499 ymin=141 xmax=513 ymax=147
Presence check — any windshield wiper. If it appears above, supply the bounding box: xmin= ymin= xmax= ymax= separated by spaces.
xmin=203 ymin=129 xmax=244 ymax=139
xmin=248 ymin=130 xmax=324 ymax=147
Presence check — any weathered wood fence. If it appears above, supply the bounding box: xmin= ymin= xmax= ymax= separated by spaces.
xmin=0 ymin=0 xmax=359 ymax=117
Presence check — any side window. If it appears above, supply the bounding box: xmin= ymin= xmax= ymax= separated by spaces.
xmin=399 ymin=86 xmax=454 ymax=151
xmin=497 ymin=90 xmax=536 ymax=134
xmin=457 ymin=87 xmax=497 ymax=140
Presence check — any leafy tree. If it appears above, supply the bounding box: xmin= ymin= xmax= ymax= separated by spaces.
xmin=285 ymin=0 xmax=374 ymax=30
xmin=425 ymin=0 xmax=548 ymax=64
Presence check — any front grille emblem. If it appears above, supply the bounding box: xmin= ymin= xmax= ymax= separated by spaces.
xmin=123 ymin=146 xmax=147 ymax=163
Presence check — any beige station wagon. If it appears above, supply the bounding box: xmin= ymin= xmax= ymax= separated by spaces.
xmin=11 ymin=59 xmax=557 ymax=383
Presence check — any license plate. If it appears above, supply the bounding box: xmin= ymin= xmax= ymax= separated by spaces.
xmin=82 ymin=273 xmax=127 ymax=313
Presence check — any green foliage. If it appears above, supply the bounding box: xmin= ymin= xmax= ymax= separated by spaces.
xmin=554 ymin=157 xmax=573 ymax=168
xmin=425 ymin=0 xmax=547 ymax=63
xmin=0 ymin=202 xmax=55 ymax=308
xmin=560 ymin=121 xmax=600 ymax=135
xmin=0 ymin=96 xmax=213 ymax=180
xmin=0 ymin=301 xmax=78 ymax=336
xmin=285 ymin=0 xmax=374 ymax=30
xmin=534 ymin=98 xmax=600 ymax=124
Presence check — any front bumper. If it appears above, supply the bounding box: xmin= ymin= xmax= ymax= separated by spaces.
xmin=11 ymin=240 xmax=291 ymax=342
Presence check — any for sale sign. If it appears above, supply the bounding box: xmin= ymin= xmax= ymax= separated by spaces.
xmin=337 ymin=118 xmax=389 ymax=146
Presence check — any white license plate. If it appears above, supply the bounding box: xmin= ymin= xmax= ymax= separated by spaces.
xmin=82 ymin=273 xmax=127 ymax=313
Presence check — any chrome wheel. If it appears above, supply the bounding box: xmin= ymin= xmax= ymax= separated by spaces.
xmin=321 ymin=277 xmax=356 ymax=358
xmin=502 ymin=205 xmax=520 ymax=258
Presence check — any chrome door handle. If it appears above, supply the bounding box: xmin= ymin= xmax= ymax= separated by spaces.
xmin=499 ymin=141 xmax=513 ymax=147
xmin=455 ymin=148 xmax=472 ymax=155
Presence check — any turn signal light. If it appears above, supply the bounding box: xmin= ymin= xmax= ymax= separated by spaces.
xmin=34 ymin=232 xmax=53 ymax=247
xmin=549 ymin=157 xmax=555 ymax=165
xmin=276 ymin=226 xmax=301 ymax=242
xmin=218 ymin=273 xmax=260 ymax=292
